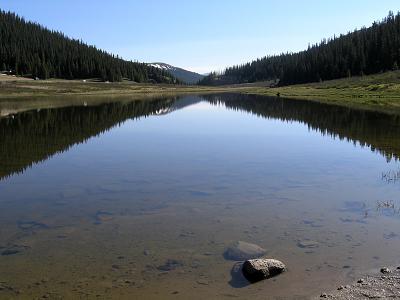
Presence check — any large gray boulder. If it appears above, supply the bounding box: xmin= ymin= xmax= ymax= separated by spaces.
xmin=242 ymin=258 xmax=286 ymax=283
xmin=224 ymin=241 xmax=267 ymax=261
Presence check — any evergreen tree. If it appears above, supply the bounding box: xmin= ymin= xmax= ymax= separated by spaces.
xmin=0 ymin=10 xmax=180 ymax=83
xmin=199 ymin=11 xmax=400 ymax=86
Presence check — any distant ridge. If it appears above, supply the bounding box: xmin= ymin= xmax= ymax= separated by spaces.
xmin=149 ymin=63 xmax=204 ymax=84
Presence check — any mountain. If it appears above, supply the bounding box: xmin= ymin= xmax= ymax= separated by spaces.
xmin=149 ymin=63 xmax=204 ymax=84
xmin=0 ymin=10 xmax=178 ymax=83
xmin=199 ymin=11 xmax=400 ymax=86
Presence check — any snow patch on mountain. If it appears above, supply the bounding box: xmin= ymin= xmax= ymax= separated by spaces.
xmin=147 ymin=62 xmax=204 ymax=84
xmin=149 ymin=63 xmax=177 ymax=71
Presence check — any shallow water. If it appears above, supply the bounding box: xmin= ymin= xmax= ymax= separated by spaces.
xmin=0 ymin=94 xmax=400 ymax=299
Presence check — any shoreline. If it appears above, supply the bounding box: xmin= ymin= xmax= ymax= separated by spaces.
xmin=1 ymin=71 xmax=400 ymax=116
xmin=314 ymin=265 xmax=400 ymax=299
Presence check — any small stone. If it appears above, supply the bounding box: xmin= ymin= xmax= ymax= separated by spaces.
xmin=342 ymin=265 xmax=351 ymax=269
xmin=320 ymin=293 xmax=328 ymax=298
xmin=242 ymin=258 xmax=286 ymax=283
xmin=297 ymin=240 xmax=319 ymax=249
xmin=357 ymin=278 xmax=364 ymax=283
xmin=337 ymin=285 xmax=344 ymax=290
xmin=157 ymin=259 xmax=183 ymax=272
xmin=94 ymin=211 xmax=113 ymax=224
xmin=380 ymin=267 xmax=391 ymax=274
xmin=196 ymin=279 xmax=209 ymax=285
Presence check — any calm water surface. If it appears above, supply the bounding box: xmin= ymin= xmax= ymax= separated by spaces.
xmin=0 ymin=94 xmax=400 ymax=299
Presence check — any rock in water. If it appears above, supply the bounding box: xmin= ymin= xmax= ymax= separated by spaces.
xmin=224 ymin=241 xmax=267 ymax=261
xmin=242 ymin=258 xmax=286 ymax=283
xmin=297 ymin=240 xmax=319 ymax=249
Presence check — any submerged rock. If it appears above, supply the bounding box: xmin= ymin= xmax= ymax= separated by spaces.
xmin=224 ymin=241 xmax=267 ymax=261
xmin=242 ymin=258 xmax=286 ymax=283
xmin=297 ymin=240 xmax=319 ymax=249
xmin=94 ymin=211 xmax=114 ymax=224
xmin=1 ymin=249 xmax=19 ymax=256
xmin=0 ymin=282 xmax=14 ymax=292
xmin=17 ymin=220 xmax=48 ymax=231
xmin=1 ymin=245 xmax=29 ymax=256
xmin=156 ymin=259 xmax=183 ymax=272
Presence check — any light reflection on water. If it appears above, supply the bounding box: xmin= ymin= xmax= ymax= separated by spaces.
xmin=0 ymin=94 xmax=399 ymax=299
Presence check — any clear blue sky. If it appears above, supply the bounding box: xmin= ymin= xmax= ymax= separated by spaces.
xmin=0 ymin=1 xmax=399 ymax=74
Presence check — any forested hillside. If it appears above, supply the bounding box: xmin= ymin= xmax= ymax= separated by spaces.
xmin=0 ymin=10 xmax=178 ymax=83
xmin=199 ymin=11 xmax=400 ymax=86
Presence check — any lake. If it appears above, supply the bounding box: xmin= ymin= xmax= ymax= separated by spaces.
xmin=0 ymin=94 xmax=400 ymax=299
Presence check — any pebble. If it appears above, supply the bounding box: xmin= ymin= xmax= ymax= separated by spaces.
xmin=157 ymin=259 xmax=183 ymax=272
xmin=196 ymin=279 xmax=209 ymax=285
xmin=297 ymin=240 xmax=319 ymax=249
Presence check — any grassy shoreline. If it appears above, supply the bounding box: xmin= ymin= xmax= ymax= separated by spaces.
xmin=240 ymin=70 xmax=400 ymax=113
xmin=1 ymin=71 xmax=400 ymax=114
xmin=0 ymin=78 xmax=233 ymax=99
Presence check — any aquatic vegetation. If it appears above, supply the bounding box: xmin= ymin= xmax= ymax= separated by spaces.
xmin=382 ymin=169 xmax=400 ymax=183
xmin=376 ymin=200 xmax=400 ymax=216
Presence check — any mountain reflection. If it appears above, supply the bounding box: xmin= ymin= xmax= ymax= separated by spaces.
xmin=0 ymin=97 xmax=178 ymax=180
xmin=1 ymin=94 xmax=399 ymax=180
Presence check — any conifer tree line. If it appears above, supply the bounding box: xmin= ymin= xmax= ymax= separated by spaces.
xmin=0 ymin=97 xmax=177 ymax=179
xmin=199 ymin=11 xmax=400 ymax=86
xmin=204 ymin=94 xmax=400 ymax=161
xmin=0 ymin=10 xmax=179 ymax=83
